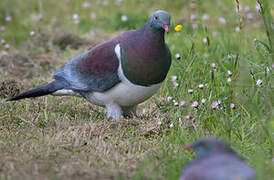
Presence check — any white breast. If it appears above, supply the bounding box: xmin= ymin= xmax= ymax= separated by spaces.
xmin=86 ymin=44 xmax=162 ymax=107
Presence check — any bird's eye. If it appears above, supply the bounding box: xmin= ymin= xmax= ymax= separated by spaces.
xmin=154 ymin=16 xmax=159 ymax=20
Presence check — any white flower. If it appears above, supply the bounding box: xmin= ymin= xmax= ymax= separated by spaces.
xmin=190 ymin=14 xmax=197 ymax=21
xmin=230 ymin=103 xmax=235 ymax=109
xmin=171 ymin=75 xmax=177 ymax=81
xmin=192 ymin=24 xmax=198 ymax=30
xmin=227 ymin=70 xmax=232 ymax=76
xmin=210 ymin=63 xmax=216 ymax=68
xmin=0 ymin=39 xmax=6 ymax=44
xmin=188 ymin=89 xmax=194 ymax=94
xmin=173 ymin=82 xmax=179 ymax=88
xmin=227 ymin=77 xmax=232 ymax=83
xmin=218 ymin=17 xmax=226 ymax=24
xmin=202 ymin=38 xmax=207 ymax=43
xmin=175 ymin=53 xmax=181 ymax=60
xmin=4 ymin=44 xmax=10 ymax=49
xmin=191 ymin=101 xmax=199 ymax=108
xmin=167 ymin=96 xmax=173 ymax=101
xmin=5 ymin=16 xmax=11 ymax=22
xmin=201 ymin=98 xmax=206 ymax=104
xmin=72 ymin=14 xmax=79 ymax=20
xmin=0 ymin=26 xmax=6 ymax=32
xmin=247 ymin=13 xmax=254 ymax=20
xmin=211 ymin=101 xmax=218 ymax=109
xmin=90 ymin=12 xmax=97 ymax=20
xmin=82 ymin=2 xmax=91 ymax=8
xmin=121 ymin=15 xmax=128 ymax=22
xmin=244 ymin=6 xmax=250 ymax=12
xmin=180 ymin=100 xmax=186 ymax=106
xmin=116 ymin=0 xmax=123 ymax=6
xmin=235 ymin=26 xmax=240 ymax=32
xmin=173 ymin=101 xmax=179 ymax=106
xmin=256 ymin=79 xmax=262 ymax=86
xmin=170 ymin=123 xmax=174 ymax=128
xmin=103 ymin=1 xmax=109 ymax=6
xmin=202 ymin=14 xmax=209 ymax=21
xmin=29 ymin=31 xmax=35 ymax=36
xmin=198 ymin=84 xmax=204 ymax=89
xmin=157 ymin=121 xmax=162 ymax=125
xmin=255 ymin=3 xmax=261 ymax=12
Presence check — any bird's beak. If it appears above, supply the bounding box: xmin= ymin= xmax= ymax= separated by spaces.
xmin=184 ymin=144 xmax=193 ymax=150
xmin=162 ymin=24 xmax=169 ymax=33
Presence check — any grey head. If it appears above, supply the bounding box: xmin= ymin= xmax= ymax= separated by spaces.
xmin=185 ymin=137 xmax=237 ymax=158
xmin=149 ymin=10 xmax=171 ymax=33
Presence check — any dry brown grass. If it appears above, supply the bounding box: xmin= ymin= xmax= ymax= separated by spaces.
xmin=0 ymin=30 xmax=173 ymax=179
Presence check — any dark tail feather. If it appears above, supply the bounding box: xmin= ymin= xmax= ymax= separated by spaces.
xmin=7 ymin=81 xmax=65 ymax=101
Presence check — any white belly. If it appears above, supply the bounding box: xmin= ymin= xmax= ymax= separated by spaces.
xmin=89 ymin=80 xmax=161 ymax=107
xmin=85 ymin=44 xmax=161 ymax=107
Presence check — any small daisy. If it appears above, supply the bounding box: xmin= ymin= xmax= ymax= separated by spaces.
xmin=255 ymin=3 xmax=261 ymax=12
xmin=202 ymin=14 xmax=209 ymax=21
xmin=121 ymin=15 xmax=128 ymax=22
xmin=5 ymin=16 xmax=11 ymax=22
xmin=198 ymin=84 xmax=204 ymax=89
xmin=188 ymin=89 xmax=194 ymax=94
xmin=167 ymin=96 xmax=173 ymax=101
xmin=190 ymin=14 xmax=197 ymax=21
xmin=72 ymin=13 xmax=79 ymax=20
xmin=235 ymin=26 xmax=240 ymax=32
xmin=244 ymin=6 xmax=250 ymax=12
xmin=173 ymin=82 xmax=179 ymax=88
xmin=210 ymin=62 xmax=216 ymax=68
xmin=183 ymin=115 xmax=191 ymax=120
xmin=192 ymin=24 xmax=198 ymax=30
xmin=4 ymin=44 xmax=10 ymax=49
xmin=211 ymin=101 xmax=218 ymax=109
xmin=82 ymin=2 xmax=91 ymax=8
xmin=230 ymin=103 xmax=235 ymax=109
xmin=29 ymin=31 xmax=35 ymax=36
xmin=0 ymin=26 xmax=6 ymax=32
xmin=171 ymin=75 xmax=177 ymax=81
xmin=256 ymin=79 xmax=262 ymax=86
xmin=202 ymin=38 xmax=207 ymax=43
xmin=201 ymin=98 xmax=206 ymax=104
xmin=175 ymin=53 xmax=181 ymax=60
xmin=191 ymin=101 xmax=199 ymax=108
xmin=180 ymin=100 xmax=186 ymax=106
xmin=0 ymin=39 xmax=6 ymax=44
xmin=218 ymin=17 xmax=226 ymax=24
xmin=90 ymin=12 xmax=97 ymax=20
xmin=247 ymin=13 xmax=254 ymax=20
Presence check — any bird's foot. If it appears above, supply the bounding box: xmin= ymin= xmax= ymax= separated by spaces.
xmin=106 ymin=103 xmax=122 ymax=121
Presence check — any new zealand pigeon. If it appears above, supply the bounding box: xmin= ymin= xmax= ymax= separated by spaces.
xmin=7 ymin=10 xmax=172 ymax=120
xmin=179 ymin=137 xmax=256 ymax=180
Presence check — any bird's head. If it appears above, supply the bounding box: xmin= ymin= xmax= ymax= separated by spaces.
xmin=150 ymin=10 xmax=170 ymax=33
xmin=184 ymin=137 xmax=233 ymax=158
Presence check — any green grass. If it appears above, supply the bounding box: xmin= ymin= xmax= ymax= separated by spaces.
xmin=0 ymin=0 xmax=273 ymax=179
